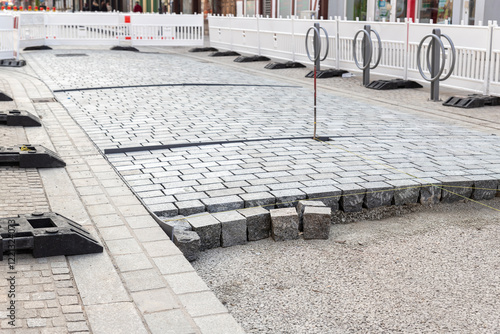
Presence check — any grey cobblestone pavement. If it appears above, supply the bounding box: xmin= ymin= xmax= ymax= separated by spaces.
xmin=0 ymin=63 xmax=243 ymax=333
xmin=22 ymin=47 xmax=500 ymax=218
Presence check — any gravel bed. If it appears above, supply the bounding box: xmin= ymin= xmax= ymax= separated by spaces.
xmin=193 ymin=199 xmax=500 ymax=333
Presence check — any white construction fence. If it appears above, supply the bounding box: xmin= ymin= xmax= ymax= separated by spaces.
xmin=0 ymin=12 xmax=203 ymax=61
xmin=209 ymin=15 xmax=500 ymax=96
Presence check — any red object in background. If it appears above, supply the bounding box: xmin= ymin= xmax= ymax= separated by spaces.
xmin=407 ymin=0 xmax=416 ymax=22
xmin=124 ymin=15 xmax=131 ymax=23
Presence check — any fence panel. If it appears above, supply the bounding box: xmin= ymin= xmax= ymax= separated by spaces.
xmin=16 ymin=12 xmax=45 ymax=49
xmin=208 ymin=15 xmax=234 ymax=50
xmin=129 ymin=14 xmax=203 ymax=46
xmin=407 ymin=23 xmax=491 ymax=94
xmin=0 ymin=14 xmax=15 ymax=60
xmin=488 ymin=26 xmax=500 ymax=96
xmin=338 ymin=20 xmax=407 ymax=79
xmin=44 ymin=13 xmax=121 ymax=46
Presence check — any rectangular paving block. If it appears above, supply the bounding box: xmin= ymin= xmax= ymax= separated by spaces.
xmin=303 ymin=206 xmax=332 ymax=240
xmin=418 ymin=180 xmax=442 ymax=205
xmin=201 ymin=195 xmax=244 ymax=213
xmin=386 ymin=179 xmax=420 ymax=205
xmin=435 ymin=176 xmax=473 ymax=203
xmin=238 ymin=207 xmax=271 ymax=241
xmin=239 ymin=192 xmax=276 ymax=209
xmin=270 ymin=208 xmax=299 ymax=241
xmin=213 ymin=211 xmax=247 ymax=247
xmin=301 ymin=185 xmax=341 ymax=210
xmin=270 ymin=189 xmax=306 ymax=208
xmin=296 ymin=200 xmax=327 ymax=231
xmin=173 ymin=230 xmax=201 ymax=262
xmin=148 ymin=202 xmax=178 ymax=217
xmin=465 ymin=176 xmax=498 ymax=200
xmin=174 ymin=200 xmax=205 ymax=216
xmin=186 ymin=214 xmax=221 ymax=251
xmin=336 ymin=184 xmax=366 ymax=212
xmin=360 ymin=182 xmax=394 ymax=209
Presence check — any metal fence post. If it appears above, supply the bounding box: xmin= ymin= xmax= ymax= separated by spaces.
xmin=314 ymin=22 xmax=321 ymax=72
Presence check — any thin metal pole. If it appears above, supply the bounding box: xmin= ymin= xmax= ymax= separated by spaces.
xmin=363 ymin=24 xmax=371 ymax=87
xmin=431 ymin=28 xmax=441 ymax=101
xmin=313 ymin=23 xmax=320 ymax=139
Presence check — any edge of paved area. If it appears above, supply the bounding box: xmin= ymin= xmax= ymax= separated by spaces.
xmin=2 ymin=62 xmax=245 ymax=333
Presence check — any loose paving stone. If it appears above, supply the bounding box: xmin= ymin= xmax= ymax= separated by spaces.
xmin=201 ymin=195 xmax=244 ymax=213
xmin=160 ymin=217 xmax=192 ymax=234
xmin=361 ymin=182 xmax=395 ymax=209
xmin=213 ymin=211 xmax=247 ymax=247
xmin=337 ymin=184 xmax=366 ymax=212
xmin=386 ymin=179 xmax=421 ymax=205
xmin=173 ymin=230 xmax=201 ymax=261
xmin=303 ymin=206 xmax=332 ymax=240
xmin=239 ymin=191 xmax=276 ymax=209
xmin=186 ymin=214 xmax=221 ymax=251
xmin=296 ymin=200 xmax=327 ymax=231
xmin=270 ymin=208 xmax=299 ymax=241
xmin=238 ymin=206 xmax=271 ymax=241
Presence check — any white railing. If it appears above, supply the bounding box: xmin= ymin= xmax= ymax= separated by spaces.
xmin=209 ymin=15 xmax=500 ymax=96
xmin=0 ymin=12 xmax=203 ymax=59
xmin=0 ymin=14 xmax=15 ymax=60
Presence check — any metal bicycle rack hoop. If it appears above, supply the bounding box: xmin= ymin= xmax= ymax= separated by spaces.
xmin=353 ymin=25 xmax=382 ymax=87
xmin=416 ymin=28 xmax=456 ymax=102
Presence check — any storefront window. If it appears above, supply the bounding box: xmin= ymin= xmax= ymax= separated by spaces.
xmin=347 ymin=0 xmax=367 ymax=21
xmin=395 ymin=0 xmax=407 ymax=20
xmin=279 ymin=0 xmax=291 ymax=17
xmin=419 ymin=0 xmax=453 ymax=24
xmin=246 ymin=0 xmax=255 ymax=15
xmin=468 ymin=0 xmax=475 ymax=25
xmin=296 ymin=0 xmax=309 ymax=16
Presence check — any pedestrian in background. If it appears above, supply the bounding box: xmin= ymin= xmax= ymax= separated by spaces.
xmin=91 ymin=0 xmax=99 ymax=11
xmin=99 ymin=0 xmax=107 ymax=11
xmin=133 ymin=1 xmax=142 ymax=12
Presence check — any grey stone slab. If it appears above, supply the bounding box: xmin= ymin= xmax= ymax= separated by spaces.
xmin=213 ymin=211 xmax=247 ymax=247
xmin=131 ymin=288 xmax=179 ymax=314
xmin=121 ymin=269 xmax=166 ymax=292
xmin=466 ymin=176 xmax=499 ymax=200
xmin=186 ymin=214 xmax=221 ymax=250
xmin=436 ymin=176 xmax=474 ymax=203
xmin=201 ymin=195 xmax=244 ymax=213
xmin=303 ymin=206 xmax=332 ymax=240
xmin=336 ymin=184 xmax=366 ymax=213
xmin=86 ymin=302 xmax=148 ymax=334
xmin=270 ymin=208 xmax=299 ymax=241
xmin=239 ymin=192 xmax=276 ymax=209
xmin=385 ymin=179 xmax=421 ymax=205
xmin=359 ymin=182 xmax=395 ymax=209
xmin=270 ymin=189 xmax=307 ymax=208
xmin=174 ymin=200 xmax=205 ymax=216
xmin=144 ymin=310 xmax=198 ymax=334
xmin=193 ymin=313 xmax=245 ymax=334
xmin=68 ymin=252 xmax=130 ymax=306
xmin=301 ymin=185 xmax=341 ymax=210
xmin=149 ymin=202 xmax=178 ymax=217
xmin=238 ymin=207 xmax=271 ymax=241
xmin=173 ymin=230 xmax=201 ymax=262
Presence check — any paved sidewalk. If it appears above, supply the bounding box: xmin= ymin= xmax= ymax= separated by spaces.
xmin=21 ymin=46 xmax=500 ymax=219
xmin=0 ymin=66 xmax=243 ymax=333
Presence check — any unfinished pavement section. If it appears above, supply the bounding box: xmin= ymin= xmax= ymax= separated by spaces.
xmin=0 ymin=68 xmax=244 ymax=332
xmin=21 ymin=48 xmax=500 ymax=219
